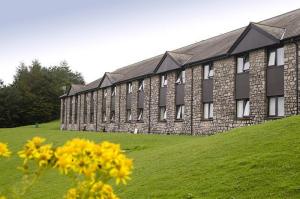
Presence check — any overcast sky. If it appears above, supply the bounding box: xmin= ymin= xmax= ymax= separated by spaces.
xmin=1 ymin=0 xmax=300 ymax=84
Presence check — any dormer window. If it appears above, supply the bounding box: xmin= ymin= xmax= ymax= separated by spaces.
xmin=138 ymin=80 xmax=144 ymax=91
xmin=268 ymin=47 xmax=284 ymax=67
xmin=161 ymin=75 xmax=168 ymax=87
xmin=237 ymin=54 xmax=250 ymax=73
xmin=176 ymin=70 xmax=186 ymax=85
xmin=127 ymin=82 xmax=132 ymax=94
xmin=204 ymin=64 xmax=213 ymax=79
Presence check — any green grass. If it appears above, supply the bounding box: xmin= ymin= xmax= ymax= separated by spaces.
xmin=1 ymin=117 xmax=300 ymax=199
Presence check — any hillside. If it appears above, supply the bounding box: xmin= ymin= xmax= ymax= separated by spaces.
xmin=0 ymin=117 xmax=300 ymax=198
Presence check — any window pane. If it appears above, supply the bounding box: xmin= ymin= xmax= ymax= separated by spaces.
xmin=244 ymin=59 xmax=250 ymax=71
xmin=204 ymin=65 xmax=209 ymax=79
xmin=209 ymin=103 xmax=214 ymax=118
xmin=268 ymin=51 xmax=276 ymax=66
xmin=237 ymin=100 xmax=244 ymax=118
xmin=244 ymin=100 xmax=250 ymax=116
xmin=176 ymin=106 xmax=181 ymax=119
xmin=237 ymin=57 xmax=244 ymax=73
xmin=204 ymin=103 xmax=209 ymax=119
xmin=182 ymin=71 xmax=186 ymax=84
xmin=277 ymin=47 xmax=284 ymax=66
xmin=209 ymin=67 xmax=214 ymax=78
xmin=164 ymin=108 xmax=167 ymax=119
xmin=161 ymin=76 xmax=165 ymax=87
xmin=269 ymin=97 xmax=276 ymax=116
xmin=176 ymin=74 xmax=181 ymax=84
xmin=278 ymin=97 xmax=284 ymax=116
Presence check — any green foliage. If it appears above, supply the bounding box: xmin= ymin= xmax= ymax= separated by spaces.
xmin=0 ymin=60 xmax=84 ymax=127
xmin=1 ymin=116 xmax=300 ymax=198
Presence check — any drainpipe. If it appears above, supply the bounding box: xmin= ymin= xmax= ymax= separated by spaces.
xmin=295 ymin=41 xmax=299 ymax=115
xmin=148 ymin=76 xmax=152 ymax=134
xmin=96 ymin=90 xmax=99 ymax=131
xmin=78 ymin=95 xmax=81 ymax=131
xmin=191 ymin=67 xmax=194 ymax=135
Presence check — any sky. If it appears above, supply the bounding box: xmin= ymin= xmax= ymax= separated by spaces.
xmin=1 ymin=0 xmax=300 ymax=84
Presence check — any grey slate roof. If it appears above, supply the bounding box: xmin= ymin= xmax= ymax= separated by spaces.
xmin=63 ymin=9 xmax=300 ymax=97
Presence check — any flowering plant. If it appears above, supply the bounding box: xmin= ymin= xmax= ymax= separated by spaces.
xmin=0 ymin=137 xmax=133 ymax=199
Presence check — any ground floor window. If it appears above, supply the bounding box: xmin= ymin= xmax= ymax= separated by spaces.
xmin=237 ymin=99 xmax=250 ymax=118
xmin=159 ymin=106 xmax=167 ymax=121
xmin=126 ymin=109 xmax=132 ymax=122
xmin=110 ymin=111 xmax=115 ymax=122
xmin=137 ymin=108 xmax=143 ymax=121
xmin=102 ymin=111 xmax=107 ymax=122
xmin=176 ymin=105 xmax=185 ymax=120
xmin=203 ymin=102 xmax=213 ymax=119
xmin=269 ymin=96 xmax=284 ymax=117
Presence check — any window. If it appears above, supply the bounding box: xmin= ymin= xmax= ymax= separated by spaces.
xmin=110 ymin=111 xmax=115 ymax=122
xmin=176 ymin=105 xmax=185 ymax=120
xmin=74 ymin=96 xmax=78 ymax=124
xmin=204 ymin=64 xmax=213 ymax=79
xmin=90 ymin=92 xmax=94 ymax=123
xmin=137 ymin=108 xmax=143 ymax=121
xmin=161 ymin=74 xmax=168 ymax=87
xmin=176 ymin=70 xmax=186 ymax=85
xmin=269 ymin=96 xmax=284 ymax=117
xmin=126 ymin=109 xmax=132 ymax=122
xmin=138 ymin=80 xmax=144 ymax=91
xmin=111 ymin=86 xmax=116 ymax=96
xmin=203 ymin=102 xmax=213 ymax=119
xmin=69 ymin=97 xmax=73 ymax=124
xmin=159 ymin=106 xmax=167 ymax=121
xmin=102 ymin=89 xmax=107 ymax=122
xmin=237 ymin=99 xmax=250 ymax=118
xmin=268 ymin=47 xmax=284 ymax=67
xmin=83 ymin=93 xmax=87 ymax=123
xmin=237 ymin=55 xmax=250 ymax=73
xmin=127 ymin=82 xmax=132 ymax=94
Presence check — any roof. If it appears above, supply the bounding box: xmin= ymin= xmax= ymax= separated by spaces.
xmin=62 ymin=9 xmax=300 ymax=97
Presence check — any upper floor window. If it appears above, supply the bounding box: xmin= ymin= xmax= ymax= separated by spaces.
xmin=204 ymin=64 xmax=213 ymax=79
xmin=103 ymin=89 xmax=107 ymax=98
xmin=237 ymin=99 xmax=250 ymax=118
xmin=90 ymin=92 xmax=94 ymax=123
xmin=269 ymin=96 xmax=284 ymax=117
xmin=161 ymin=74 xmax=168 ymax=87
xmin=74 ymin=95 xmax=78 ymax=124
xmin=127 ymin=82 xmax=133 ymax=94
xmin=268 ymin=47 xmax=284 ymax=67
xmin=111 ymin=86 xmax=116 ymax=96
xmin=138 ymin=80 xmax=144 ymax=91
xmin=237 ymin=54 xmax=250 ymax=73
xmin=176 ymin=70 xmax=186 ymax=85
xmin=203 ymin=102 xmax=213 ymax=120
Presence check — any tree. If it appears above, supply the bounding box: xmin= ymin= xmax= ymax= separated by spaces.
xmin=0 ymin=60 xmax=84 ymax=127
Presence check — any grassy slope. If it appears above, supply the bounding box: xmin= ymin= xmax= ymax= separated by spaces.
xmin=0 ymin=117 xmax=300 ymax=199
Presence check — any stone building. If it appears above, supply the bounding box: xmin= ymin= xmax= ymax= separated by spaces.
xmin=60 ymin=9 xmax=300 ymax=135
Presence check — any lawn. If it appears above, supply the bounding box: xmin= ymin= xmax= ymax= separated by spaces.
xmin=0 ymin=117 xmax=300 ymax=198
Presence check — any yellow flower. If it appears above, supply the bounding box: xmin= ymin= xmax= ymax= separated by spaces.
xmin=34 ymin=144 xmax=53 ymax=167
xmin=64 ymin=188 xmax=78 ymax=199
xmin=0 ymin=196 xmax=7 ymax=199
xmin=90 ymin=181 xmax=119 ymax=199
xmin=0 ymin=143 xmax=11 ymax=157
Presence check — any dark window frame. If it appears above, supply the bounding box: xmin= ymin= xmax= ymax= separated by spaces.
xmin=126 ymin=109 xmax=132 ymax=122
xmin=175 ymin=70 xmax=186 ymax=85
xmin=69 ymin=97 xmax=73 ymax=124
xmin=160 ymin=74 xmax=168 ymax=88
xmin=83 ymin=93 xmax=88 ymax=124
xmin=159 ymin=106 xmax=167 ymax=122
xmin=175 ymin=104 xmax=185 ymax=121
xmin=110 ymin=86 xmax=116 ymax=123
xmin=236 ymin=54 xmax=250 ymax=74
xmin=90 ymin=92 xmax=94 ymax=124
xmin=102 ymin=89 xmax=107 ymax=122
xmin=203 ymin=63 xmax=214 ymax=80
xmin=74 ymin=95 xmax=78 ymax=124
xmin=137 ymin=108 xmax=144 ymax=122
xmin=62 ymin=99 xmax=65 ymax=124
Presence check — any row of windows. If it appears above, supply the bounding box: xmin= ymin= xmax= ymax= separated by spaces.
xmin=64 ymin=47 xmax=285 ymax=124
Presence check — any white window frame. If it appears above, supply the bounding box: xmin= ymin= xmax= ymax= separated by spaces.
xmin=203 ymin=102 xmax=213 ymax=119
xmin=269 ymin=96 xmax=284 ymax=117
xmin=176 ymin=105 xmax=185 ymax=120
xmin=204 ymin=64 xmax=213 ymax=79
xmin=237 ymin=55 xmax=250 ymax=73
xmin=159 ymin=106 xmax=167 ymax=121
xmin=268 ymin=47 xmax=284 ymax=67
xmin=236 ymin=99 xmax=250 ymax=118
xmin=161 ymin=75 xmax=168 ymax=87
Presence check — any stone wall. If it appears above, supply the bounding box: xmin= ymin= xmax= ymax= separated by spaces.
xmin=61 ymin=42 xmax=299 ymax=135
